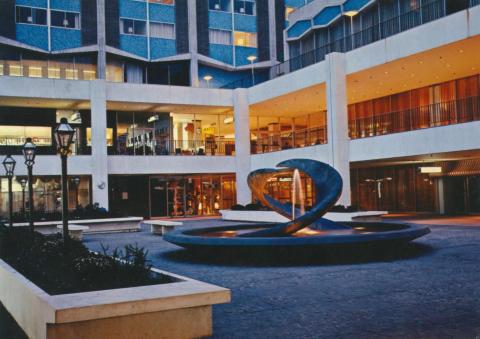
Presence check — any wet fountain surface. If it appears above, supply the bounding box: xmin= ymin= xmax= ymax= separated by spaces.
xmin=165 ymin=159 xmax=430 ymax=251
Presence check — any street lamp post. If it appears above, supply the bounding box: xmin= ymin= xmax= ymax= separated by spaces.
xmin=23 ymin=138 xmax=36 ymax=233
xmin=3 ymin=155 xmax=16 ymax=228
xmin=344 ymin=11 xmax=359 ymax=51
xmin=203 ymin=75 xmax=213 ymax=88
xmin=19 ymin=177 xmax=27 ymax=217
xmin=54 ymin=118 xmax=76 ymax=243
xmin=247 ymin=55 xmax=257 ymax=85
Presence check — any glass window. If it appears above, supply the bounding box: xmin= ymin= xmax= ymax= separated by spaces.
xmin=233 ymin=31 xmax=257 ymax=47
xmin=209 ymin=29 xmax=232 ymax=45
xmin=16 ymin=6 xmax=47 ymax=25
xmin=149 ymin=0 xmax=174 ymax=4
xmin=285 ymin=6 xmax=295 ymax=20
xmin=150 ymin=22 xmax=175 ymax=39
xmin=120 ymin=19 xmax=147 ymax=35
xmin=51 ymin=10 xmax=80 ymax=29
xmin=209 ymin=0 xmax=230 ymax=11
xmin=234 ymin=0 xmax=255 ymax=15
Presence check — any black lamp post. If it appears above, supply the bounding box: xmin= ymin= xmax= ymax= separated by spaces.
xmin=3 ymin=155 xmax=16 ymax=227
xmin=19 ymin=177 xmax=27 ymax=217
xmin=23 ymin=138 xmax=36 ymax=233
xmin=72 ymin=176 xmax=81 ymax=207
xmin=54 ymin=118 xmax=75 ymax=243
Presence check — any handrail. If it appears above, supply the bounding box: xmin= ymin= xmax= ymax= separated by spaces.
xmin=349 ymin=95 xmax=480 ymax=139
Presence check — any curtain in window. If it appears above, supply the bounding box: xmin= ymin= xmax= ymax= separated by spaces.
xmin=150 ymin=22 xmax=175 ymax=39
xmin=209 ymin=29 xmax=232 ymax=45
xmin=125 ymin=63 xmax=143 ymax=83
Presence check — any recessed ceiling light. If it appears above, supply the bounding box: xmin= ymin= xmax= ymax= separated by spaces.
xmin=446 ymin=64 xmax=451 ymax=67
xmin=410 ymin=73 xmax=415 ymax=77
xmin=419 ymin=61 xmax=423 ymax=64
xmin=384 ymin=71 xmax=388 ymax=74
xmin=459 ymin=49 xmax=464 ymax=53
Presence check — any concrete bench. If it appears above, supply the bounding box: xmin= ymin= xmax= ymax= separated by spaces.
xmin=56 ymin=224 xmax=90 ymax=241
xmin=142 ymin=220 xmax=183 ymax=236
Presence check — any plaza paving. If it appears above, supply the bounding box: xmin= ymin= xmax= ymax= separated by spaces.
xmin=2 ymin=218 xmax=480 ymax=338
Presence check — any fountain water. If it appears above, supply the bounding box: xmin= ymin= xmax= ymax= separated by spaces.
xmin=291 ymin=169 xmax=305 ymax=220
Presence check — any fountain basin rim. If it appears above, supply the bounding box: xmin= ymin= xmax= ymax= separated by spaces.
xmin=164 ymin=222 xmax=431 ymax=248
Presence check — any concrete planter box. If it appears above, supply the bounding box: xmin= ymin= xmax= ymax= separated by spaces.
xmin=0 ymin=259 xmax=230 ymax=339
xmin=13 ymin=217 xmax=143 ymax=234
xmin=220 ymin=210 xmax=387 ymax=222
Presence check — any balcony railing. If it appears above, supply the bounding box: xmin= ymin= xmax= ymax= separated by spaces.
xmin=112 ymin=138 xmax=236 ymax=156
xmin=222 ymin=0 xmax=479 ymax=89
xmin=251 ymin=126 xmax=327 ymax=154
xmin=349 ymin=96 xmax=480 ymax=139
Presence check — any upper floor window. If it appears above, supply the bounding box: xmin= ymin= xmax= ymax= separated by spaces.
xmin=15 ymin=6 xmax=47 ymax=26
xmin=150 ymin=22 xmax=175 ymax=39
xmin=51 ymin=10 xmax=80 ymax=29
xmin=233 ymin=31 xmax=257 ymax=47
xmin=120 ymin=18 xmax=147 ymax=35
xmin=209 ymin=0 xmax=230 ymax=11
xmin=209 ymin=29 xmax=232 ymax=45
xmin=234 ymin=0 xmax=255 ymax=15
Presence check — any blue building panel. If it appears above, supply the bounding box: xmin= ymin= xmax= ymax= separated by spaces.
xmin=150 ymin=38 xmax=176 ymax=59
xmin=16 ymin=24 xmax=48 ymax=50
xmin=51 ymin=28 xmax=82 ymax=50
xmin=233 ymin=14 xmax=256 ymax=32
xmin=313 ymin=6 xmax=342 ymax=26
xmin=119 ymin=0 xmax=147 ymax=19
xmin=50 ymin=0 xmax=81 ymax=12
xmin=343 ymin=0 xmax=373 ymax=12
xmin=208 ymin=11 xmax=232 ymax=30
xmin=235 ymin=46 xmax=257 ymax=66
xmin=16 ymin=0 xmax=47 ymax=8
xmin=209 ymin=44 xmax=234 ymax=65
xmin=120 ymin=35 xmax=148 ymax=58
xmin=149 ymin=3 xmax=175 ymax=23
xmin=287 ymin=20 xmax=311 ymax=38
xmin=198 ymin=64 xmax=249 ymax=88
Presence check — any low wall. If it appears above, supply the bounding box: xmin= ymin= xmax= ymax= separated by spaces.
xmin=0 ymin=259 xmax=230 ymax=339
xmin=13 ymin=217 xmax=143 ymax=234
xmin=219 ymin=210 xmax=387 ymax=222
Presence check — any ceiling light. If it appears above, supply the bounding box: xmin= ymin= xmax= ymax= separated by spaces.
xmin=420 ymin=166 xmax=442 ymax=173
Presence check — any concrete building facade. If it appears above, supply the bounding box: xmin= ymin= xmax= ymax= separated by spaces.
xmin=1 ymin=0 xmax=480 ymax=218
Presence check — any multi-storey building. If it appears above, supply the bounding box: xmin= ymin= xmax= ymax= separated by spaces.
xmin=0 ymin=0 xmax=479 ymax=218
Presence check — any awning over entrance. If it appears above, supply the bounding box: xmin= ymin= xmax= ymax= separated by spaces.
xmin=431 ymin=158 xmax=480 ymax=177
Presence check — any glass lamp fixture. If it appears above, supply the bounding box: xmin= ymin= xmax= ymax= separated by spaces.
xmin=54 ymin=118 xmax=76 ymax=155
xmin=2 ymin=155 xmax=16 ymax=177
xmin=22 ymin=138 xmax=37 ymax=167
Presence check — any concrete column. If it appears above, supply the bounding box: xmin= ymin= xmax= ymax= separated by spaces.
xmin=326 ymin=52 xmax=351 ymax=206
xmin=437 ymin=177 xmax=445 ymax=214
xmin=233 ymin=88 xmax=252 ymax=205
xmin=188 ymin=0 xmax=199 ymax=87
xmin=90 ymin=80 xmax=109 ymax=208
xmin=268 ymin=0 xmax=277 ymax=62
xmin=96 ymin=0 xmax=107 ymax=80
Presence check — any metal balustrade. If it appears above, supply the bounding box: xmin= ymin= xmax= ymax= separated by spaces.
xmin=112 ymin=138 xmax=236 ymax=156
xmin=250 ymin=126 xmax=327 ymax=154
xmin=349 ymin=96 xmax=480 ymax=139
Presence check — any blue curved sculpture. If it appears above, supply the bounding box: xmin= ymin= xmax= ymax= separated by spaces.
xmin=164 ymin=159 xmax=430 ymax=251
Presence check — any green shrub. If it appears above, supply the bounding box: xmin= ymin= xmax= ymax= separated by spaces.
xmin=0 ymin=225 xmax=173 ymax=295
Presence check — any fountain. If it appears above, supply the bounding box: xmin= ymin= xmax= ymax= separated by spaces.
xmin=164 ymin=159 xmax=430 ymax=252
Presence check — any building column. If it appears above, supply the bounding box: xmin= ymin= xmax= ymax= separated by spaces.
xmin=268 ymin=0 xmax=277 ymax=62
xmin=90 ymin=80 xmax=109 ymax=208
xmin=188 ymin=0 xmax=199 ymax=87
xmin=326 ymin=52 xmax=351 ymax=206
xmin=233 ymin=88 xmax=252 ymax=205
xmin=96 ymin=0 xmax=106 ymax=80
xmin=437 ymin=177 xmax=445 ymax=214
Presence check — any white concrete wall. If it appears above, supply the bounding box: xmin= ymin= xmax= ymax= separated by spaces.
xmin=10 ymin=156 xmax=93 ymax=176
xmin=250 ymin=144 xmax=330 ymax=171
xmin=349 ymin=121 xmax=480 ymax=162
xmin=107 ymin=156 xmax=236 ymax=175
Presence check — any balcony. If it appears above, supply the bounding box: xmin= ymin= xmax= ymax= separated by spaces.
xmin=251 ymin=125 xmax=327 ymax=154
xmin=111 ymin=138 xmax=236 ymax=156
xmin=349 ymin=96 xmax=480 ymax=139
